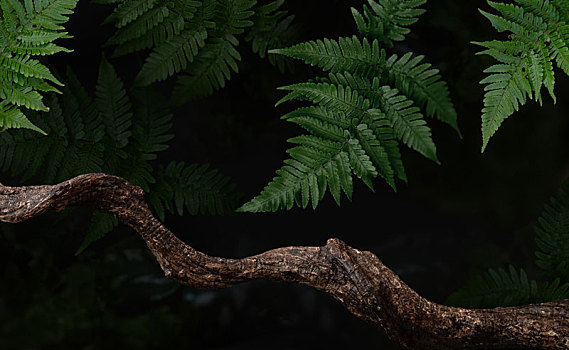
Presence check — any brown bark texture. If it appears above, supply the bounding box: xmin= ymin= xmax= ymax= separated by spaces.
xmin=0 ymin=173 xmax=568 ymax=349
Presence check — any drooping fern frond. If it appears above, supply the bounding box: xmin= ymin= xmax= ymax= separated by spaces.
xmin=0 ymin=57 xmax=241 ymax=252
xmin=446 ymin=265 xmax=569 ymax=308
xmin=0 ymin=0 xmax=78 ymax=132
xmin=351 ymin=0 xmax=426 ymax=47
xmin=240 ymin=0 xmax=458 ymax=212
xmin=535 ymin=179 xmax=569 ymax=282
xmin=476 ymin=0 xmax=569 ymax=151
xmin=170 ymin=0 xmax=257 ymax=102
xmin=103 ymin=0 xmax=299 ymax=102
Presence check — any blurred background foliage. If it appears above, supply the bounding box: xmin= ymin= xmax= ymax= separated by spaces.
xmin=2 ymin=0 xmax=569 ymax=349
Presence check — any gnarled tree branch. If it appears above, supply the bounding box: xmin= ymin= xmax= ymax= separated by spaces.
xmin=0 ymin=173 xmax=568 ymax=349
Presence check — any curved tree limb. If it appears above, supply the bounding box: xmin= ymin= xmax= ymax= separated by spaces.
xmin=0 ymin=173 xmax=568 ymax=349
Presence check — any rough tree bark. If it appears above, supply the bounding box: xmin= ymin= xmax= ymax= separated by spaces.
xmin=0 ymin=173 xmax=567 ymax=349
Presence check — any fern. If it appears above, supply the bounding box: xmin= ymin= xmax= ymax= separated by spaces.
xmin=240 ymin=0 xmax=458 ymax=212
xmin=270 ymin=36 xmax=460 ymax=134
xmin=446 ymin=265 xmax=569 ymax=308
xmin=535 ymin=179 xmax=569 ymax=282
xmin=0 ymin=0 xmax=78 ymax=133
xmin=448 ymin=178 xmax=569 ymax=308
xmin=170 ymin=0 xmax=256 ymax=101
xmin=0 ymin=57 xmax=242 ymax=252
xmin=244 ymin=0 xmax=299 ymax=72
xmin=103 ymin=0 xmax=299 ymax=101
xmin=351 ymin=0 xmax=426 ymax=47
xmin=148 ymin=161 xmax=242 ymax=221
xmin=476 ymin=0 xmax=569 ymax=151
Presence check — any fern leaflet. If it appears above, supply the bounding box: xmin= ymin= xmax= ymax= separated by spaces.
xmin=148 ymin=161 xmax=242 ymax=221
xmin=351 ymin=0 xmax=426 ymax=47
xmin=535 ymin=179 xmax=569 ymax=282
xmin=476 ymin=0 xmax=569 ymax=151
xmin=0 ymin=0 xmax=78 ymax=132
xmin=446 ymin=265 xmax=569 ymax=308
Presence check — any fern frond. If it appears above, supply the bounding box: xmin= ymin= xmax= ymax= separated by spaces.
xmin=535 ymin=179 xmax=569 ymax=282
xmin=0 ymin=93 xmax=104 ymax=183
xmin=111 ymin=13 xmax=187 ymax=57
xmin=105 ymin=0 xmax=171 ymax=46
xmin=106 ymin=0 xmax=206 ymax=57
xmin=383 ymin=52 xmax=459 ymax=135
xmin=75 ymin=211 xmax=118 ymax=255
xmin=271 ymin=37 xmax=459 ymax=134
xmin=477 ymin=0 xmax=569 ymax=151
xmin=0 ymin=86 xmax=48 ymax=111
xmin=239 ymin=79 xmax=414 ymax=212
xmin=95 ymin=56 xmax=132 ymax=166
xmin=109 ymin=0 xmax=157 ymax=28
xmin=245 ymin=0 xmax=299 ymax=72
xmin=0 ymin=0 xmax=77 ymax=132
xmin=243 ymin=2 xmax=460 ymax=212
xmin=0 ymin=102 xmax=45 ymax=133
xmin=351 ymin=0 xmax=426 ymax=47
xmin=148 ymin=161 xmax=242 ymax=220
xmin=238 ymin=146 xmax=353 ymax=212
xmin=131 ymin=88 xmax=174 ymax=161
xmin=478 ymin=58 xmax=530 ymax=152
xmin=135 ymin=25 xmax=208 ymax=86
xmin=270 ymin=36 xmax=386 ymax=77
xmin=24 ymin=0 xmax=78 ymax=31
xmin=171 ymin=0 xmax=256 ymax=102
xmin=277 ymin=81 xmax=370 ymax=117
xmin=446 ymin=265 xmax=569 ymax=308
xmin=171 ymin=36 xmax=241 ymax=101
xmin=329 ymin=72 xmax=438 ymax=162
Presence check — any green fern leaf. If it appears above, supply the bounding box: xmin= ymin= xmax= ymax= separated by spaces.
xmin=245 ymin=0 xmax=299 ymax=72
xmin=479 ymin=59 xmax=530 ymax=152
xmin=383 ymin=52 xmax=459 ymax=135
xmin=476 ymin=0 xmax=569 ymax=150
xmin=271 ymin=37 xmax=459 ymax=134
xmin=329 ymin=72 xmax=438 ymax=162
xmin=131 ymin=88 xmax=174 ymax=161
xmin=535 ymin=179 xmax=569 ymax=282
xmin=446 ymin=265 xmax=569 ymax=308
xmin=95 ymin=56 xmax=132 ymax=167
xmin=75 ymin=211 xmax=118 ymax=255
xmin=25 ymin=0 xmax=78 ymax=30
xmin=135 ymin=25 xmax=208 ymax=86
xmin=110 ymin=0 xmax=156 ymax=28
xmin=171 ymin=0 xmax=256 ymax=102
xmin=270 ymin=36 xmax=386 ymax=77
xmin=351 ymin=0 xmax=426 ymax=47
xmin=0 ymin=0 xmax=77 ymax=132
xmin=239 ymin=147 xmax=355 ymax=212
xmin=277 ymin=82 xmax=370 ymax=117
xmin=105 ymin=0 xmax=171 ymax=46
xmin=240 ymin=80 xmax=409 ymax=212
xmin=243 ymin=1 xmax=458 ymax=212
xmin=149 ymin=161 xmax=242 ymax=220
xmin=0 ymin=102 xmax=45 ymax=133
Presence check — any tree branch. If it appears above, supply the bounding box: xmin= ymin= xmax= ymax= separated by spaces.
xmin=0 ymin=173 xmax=568 ymax=349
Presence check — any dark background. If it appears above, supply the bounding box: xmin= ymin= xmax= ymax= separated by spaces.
xmin=2 ymin=0 xmax=569 ymax=349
